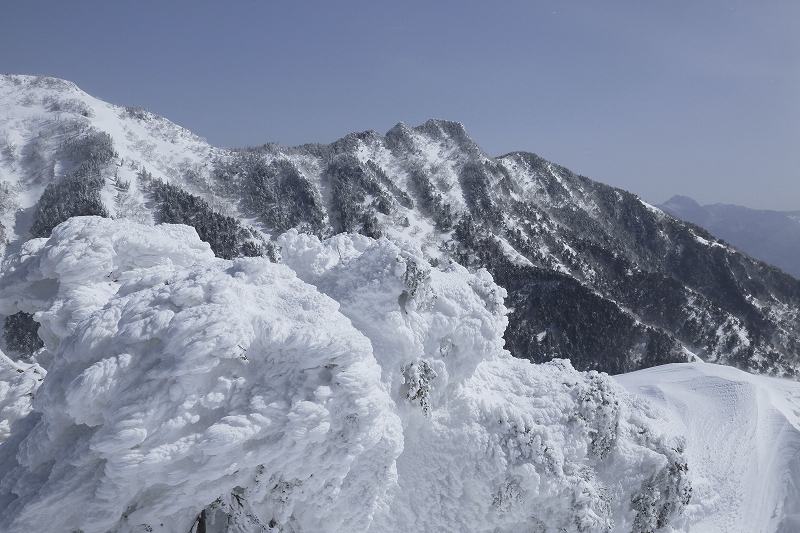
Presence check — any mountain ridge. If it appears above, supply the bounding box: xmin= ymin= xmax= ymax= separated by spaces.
xmin=659 ymin=194 xmax=800 ymax=279
xmin=1 ymin=74 xmax=800 ymax=377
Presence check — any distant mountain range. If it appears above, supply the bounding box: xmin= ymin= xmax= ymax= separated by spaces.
xmin=659 ymin=195 xmax=800 ymax=279
xmin=2 ymin=74 xmax=800 ymax=377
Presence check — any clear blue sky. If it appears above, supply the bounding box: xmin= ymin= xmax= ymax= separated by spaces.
xmin=2 ymin=1 xmax=799 ymax=210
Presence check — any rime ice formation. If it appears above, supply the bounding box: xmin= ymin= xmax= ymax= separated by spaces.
xmin=0 ymin=217 xmax=216 ymax=355
xmin=278 ymin=230 xmax=692 ymax=532
xmin=0 ymin=353 xmax=43 ymax=443
xmin=0 ymin=217 xmax=693 ymax=533
xmin=0 ymin=218 xmax=403 ymax=533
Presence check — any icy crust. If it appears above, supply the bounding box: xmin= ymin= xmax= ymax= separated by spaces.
xmin=0 ymin=217 xmax=690 ymax=532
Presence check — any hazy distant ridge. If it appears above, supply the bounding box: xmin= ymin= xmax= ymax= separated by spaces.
xmin=659 ymin=195 xmax=800 ymax=279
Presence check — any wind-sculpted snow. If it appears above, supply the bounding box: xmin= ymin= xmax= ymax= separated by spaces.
xmin=0 ymin=217 xmax=691 ymax=532
xmin=372 ymin=357 xmax=692 ymax=533
xmin=0 ymin=218 xmax=402 ymax=533
xmin=617 ymin=363 xmax=800 ymax=533
xmin=278 ymin=229 xmax=508 ymax=406
xmin=0 ymin=216 xmax=216 ymax=357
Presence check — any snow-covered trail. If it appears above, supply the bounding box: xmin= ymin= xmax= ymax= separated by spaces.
xmin=616 ymin=362 xmax=800 ymax=533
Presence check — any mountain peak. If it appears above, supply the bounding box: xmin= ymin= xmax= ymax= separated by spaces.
xmin=662 ymin=195 xmax=701 ymax=209
xmin=414 ymin=118 xmax=468 ymax=138
xmin=414 ymin=118 xmax=482 ymax=154
xmin=658 ymin=195 xmax=709 ymax=225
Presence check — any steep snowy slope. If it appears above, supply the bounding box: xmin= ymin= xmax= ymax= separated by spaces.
xmin=616 ymin=363 xmax=800 ymax=533
xmin=0 ymin=217 xmax=692 ymax=533
xmin=3 ymin=74 xmax=800 ymax=378
xmin=0 ymin=75 xmax=215 ymax=244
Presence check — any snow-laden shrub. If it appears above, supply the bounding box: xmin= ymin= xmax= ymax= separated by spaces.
xmin=147 ymin=177 xmax=259 ymax=259
xmin=47 ymin=97 xmax=94 ymax=117
xmin=408 ymin=167 xmax=454 ymax=230
xmin=325 ymin=154 xmax=392 ymax=237
xmin=401 ymin=360 xmax=437 ymax=416
xmin=0 ymin=216 xmax=216 ymax=355
xmin=238 ymin=158 xmax=327 ymax=236
xmin=62 ymin=131 xmax=116 ymax=166
xmin=0 ymin=218 xmax=402 ymax=533
xmin=0 ymin=352 xmax=44 ymax=443
xmin=0 ymin=217 xmax=691 ymax=533
xmin=28 ymin=130 xmax=117 ymax=238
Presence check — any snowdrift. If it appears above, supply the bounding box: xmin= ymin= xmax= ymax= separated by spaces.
xmin=0 ymin=217 xmax=691 ymax=532
xmin=617 ymin=363 xmax=800 ymax=533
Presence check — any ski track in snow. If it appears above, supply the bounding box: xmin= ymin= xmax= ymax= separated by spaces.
xmin=616 ymin=362 xmax=800 ymax=533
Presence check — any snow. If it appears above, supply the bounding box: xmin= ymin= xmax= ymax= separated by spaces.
xmin=0 ymin=217 xmax=694 ymax=532
xmin=639 ymin=199 xmax=667 ymax=218
xmin=278 ymin=228 xmax=509 ymax=398
xmin=691 ymin=232 xmax=726 ymax=249
xmin=0 ymin=218 xmax=402 ymax=533
xmin=0 ymin=353 xmax=43 ymax=443
xmin=0 ymin=216 xmax=215 ymax=354
xmin=616 ymin=362 xmax=800 ymax=533
xmin=374 ymin=357 xmax=691 ymax=533
xmin=0 ymin=74 xmax=219 ymax=251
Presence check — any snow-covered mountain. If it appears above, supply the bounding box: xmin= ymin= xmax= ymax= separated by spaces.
xmin=1 ymin=75 xmax=799 ymax=532
xmin=659 ymin=195 xmax=800 ymax=280
xmin=1 ymin=74 xmax=799 ymax=378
